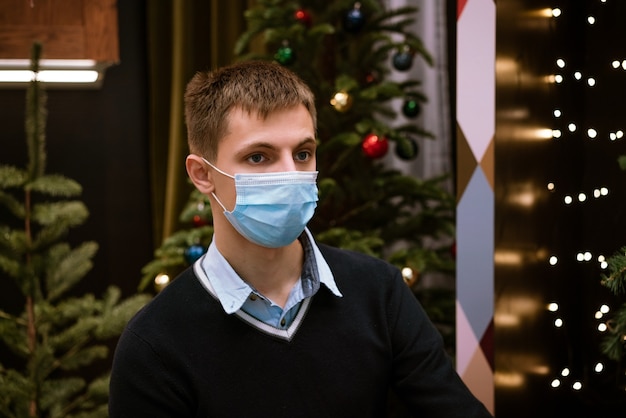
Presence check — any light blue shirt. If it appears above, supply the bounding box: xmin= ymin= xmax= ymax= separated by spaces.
xmin=197 ymin=228 xmax=342 ymax=329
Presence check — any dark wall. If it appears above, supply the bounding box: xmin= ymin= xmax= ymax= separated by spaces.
xmin=0 ymin=0 xmax=152 ymax=299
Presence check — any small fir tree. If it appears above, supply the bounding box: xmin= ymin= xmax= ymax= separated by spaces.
xmin=141 ymin=0 xmax=456 ymax=349
xmin=598 ymin=157 xmax=626 ymax=362
xmin=0 ymin=43 xmax=150 ymax=418
xmin=600 ymin=257 xmax=626 ymax=413
xmin=601 ymin=248 xmax=626 ymax=361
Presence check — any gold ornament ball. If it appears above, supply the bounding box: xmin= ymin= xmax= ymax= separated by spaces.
xmin=330 ymin=90 xmax=353 ymax=112
xmin=401 ymin=266 xmax=419 ymax=287
xmin=154 ymin=273 xmax=171 ymax=292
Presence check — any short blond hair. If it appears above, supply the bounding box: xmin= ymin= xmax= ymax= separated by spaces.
xmin=184 ymin=61 xmax=317 ymax=160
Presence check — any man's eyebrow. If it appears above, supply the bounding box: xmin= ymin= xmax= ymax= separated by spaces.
xmin=298 ymin=137 xmax=317 ymax=147
xmin=240 ymin=137 xmax=317 ymax=152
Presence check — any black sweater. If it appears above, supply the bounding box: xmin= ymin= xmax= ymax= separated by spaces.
xmin=109 ymin=244 xmax=491 ymax=417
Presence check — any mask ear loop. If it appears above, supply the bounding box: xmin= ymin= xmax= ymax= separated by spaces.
xmin=211 ymin=192 xmax=230 ymax=213
xmin=201 ymin=157 xmax=234 ymax=213
xmin=201 ymin=157 xmax=235 ymax=179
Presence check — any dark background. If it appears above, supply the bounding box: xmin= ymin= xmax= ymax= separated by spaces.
xmin=1 ymin=0 xmax=152 ymax=302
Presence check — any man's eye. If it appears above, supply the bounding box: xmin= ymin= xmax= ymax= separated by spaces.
xmin=295 ymin=151 xmax=311 ymax=161
xmin=247 ymin=154 xmax=266 ymax=164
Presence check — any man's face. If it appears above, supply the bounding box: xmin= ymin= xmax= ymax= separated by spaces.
xmin=210 ymin=104 xmax=317 ymax=211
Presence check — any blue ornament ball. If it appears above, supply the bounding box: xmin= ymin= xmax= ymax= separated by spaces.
xmin=184 ymin=244 xmax=206 ymax=264
xmin=392 ymin=50 xmax=414 ymax=71
xmin=344 ymin=4 xmax=365 ymax=33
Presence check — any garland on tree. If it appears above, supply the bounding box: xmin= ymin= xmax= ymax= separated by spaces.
xmin=0 ymin=43 xmax=150 ymax=418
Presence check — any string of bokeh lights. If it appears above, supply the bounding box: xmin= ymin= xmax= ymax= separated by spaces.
xmin=544 ymin=0 xmax=622 ymax=392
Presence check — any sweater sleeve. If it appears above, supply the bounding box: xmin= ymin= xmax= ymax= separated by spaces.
xmin=109 ymin=327 xmax=193 ymax=418
xmin=387 ymin=269 xmax=493 ymax=418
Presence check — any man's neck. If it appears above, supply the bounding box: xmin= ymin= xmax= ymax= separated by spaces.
xmin=215 ymin=232 xmax=304 ymax=308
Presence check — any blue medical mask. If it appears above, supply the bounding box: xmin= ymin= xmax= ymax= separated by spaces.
xmin=202 ymin=158 xmax=319 ymax=248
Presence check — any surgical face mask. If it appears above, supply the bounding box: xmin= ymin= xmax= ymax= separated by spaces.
xmin=202 ymin=158 xmax=318 ymax=248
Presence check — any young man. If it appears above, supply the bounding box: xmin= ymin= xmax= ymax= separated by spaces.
xmin=109 ymin=61 xmax=492 ymax=417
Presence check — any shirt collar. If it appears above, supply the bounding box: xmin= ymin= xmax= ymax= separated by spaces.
xmin=303 ymin=228 xmax=342 ymax=298
xmin=198 ymin=228 xmax=342 ymax=314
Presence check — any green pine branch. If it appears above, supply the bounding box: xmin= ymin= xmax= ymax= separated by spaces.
xmin=600 ymin=247 xmax=626 ymax=361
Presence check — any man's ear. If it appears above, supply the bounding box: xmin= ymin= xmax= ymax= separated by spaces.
xmin=186 ymin=154 xmax=214 ymax=194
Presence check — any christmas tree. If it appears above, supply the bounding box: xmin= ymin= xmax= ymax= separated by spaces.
xmin=0 ymin=44 xmax=150 ymax=418
xmin=141 ymin=0 xmax=456 ymax=348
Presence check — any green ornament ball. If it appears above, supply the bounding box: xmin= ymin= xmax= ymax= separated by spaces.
xmin=275 ymin=45 xmax=295 ymax=65
xmin=402 ymin=99 xmax=421 ymax=118
xmin=395 ymin=137 xmax=419 ymax=161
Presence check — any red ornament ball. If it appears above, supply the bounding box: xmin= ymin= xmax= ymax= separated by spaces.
xmin=361 ymin=133 xmax=389 ymax=159
xmin=294 ymin=9 xmax=312 ymax=27
xmin=192 ymin=215 xmax=208 ymax=227
xmin=363 ymin=70 xmax=380 ymax=85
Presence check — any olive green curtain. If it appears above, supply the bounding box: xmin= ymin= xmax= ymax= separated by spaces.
xmin=146 ymin=1 xmax=249 ymax=246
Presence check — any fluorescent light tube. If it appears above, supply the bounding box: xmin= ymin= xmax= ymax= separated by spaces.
xmin=0 ymin=70 xmax=99 ymax=83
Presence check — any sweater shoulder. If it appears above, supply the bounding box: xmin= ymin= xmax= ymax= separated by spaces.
xmin=317 ymin=243 xmax=402 ymax=288
xmin=318 ymin=242 xmax=393 ymax=267
xmin=125 ymin=267 xmax=218 ymax=335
